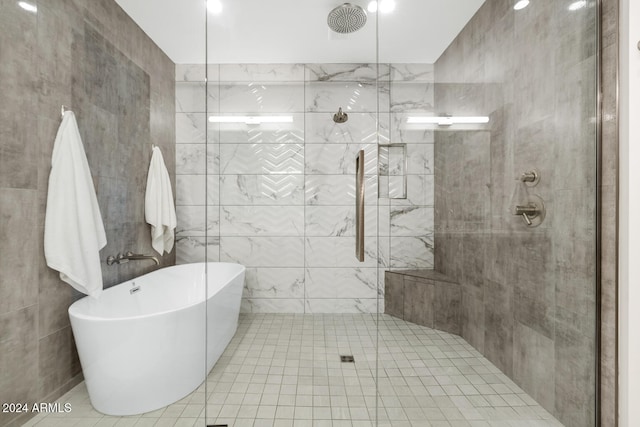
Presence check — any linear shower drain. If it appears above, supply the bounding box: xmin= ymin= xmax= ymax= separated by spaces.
xmin=340 ymin=355 xmax=355 ymax=363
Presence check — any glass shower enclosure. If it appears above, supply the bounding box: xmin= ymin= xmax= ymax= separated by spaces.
xmin=0 ymin=0 xmax=599 ymax=426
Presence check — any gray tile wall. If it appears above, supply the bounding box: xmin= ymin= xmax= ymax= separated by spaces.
xmin=384 ymin=271 xmax=461 ymax=335
xmin=433 ymin=1 xmax=598 ymax=426
xmin=0 ymin=1 xmax=175 ymax=426
xmin=600 ymin=1 xmax=618 ymax=426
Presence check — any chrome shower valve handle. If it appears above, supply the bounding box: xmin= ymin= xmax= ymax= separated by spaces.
xmin=514 ymin=203 xmax=540 ymax=225
xmin=513 ymin=194 xmax=546 ymax=227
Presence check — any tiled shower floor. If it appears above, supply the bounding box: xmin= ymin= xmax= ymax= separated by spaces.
xmin=24 ymin=314 xmax=562 ymax=427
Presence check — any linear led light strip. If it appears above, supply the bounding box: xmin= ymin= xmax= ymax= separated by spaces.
xmin=209 ymin=115 xmax=488 ymax=126
xmin=407 ymin=116 xmax=490 ymax=126
xmin=18 ymin=1 xmax=37 ymax=12
xmin=513 ymin=0 xmax=529 ymax=10
xmin=208 ymin=116 xmax=294 ymax=124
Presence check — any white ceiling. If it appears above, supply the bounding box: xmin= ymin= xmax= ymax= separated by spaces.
xmin=114 ymin=0 xmax=485 ymax=64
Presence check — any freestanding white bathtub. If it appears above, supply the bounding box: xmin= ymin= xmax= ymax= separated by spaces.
xmin=68 ymin=262 xmax=245 ymax=416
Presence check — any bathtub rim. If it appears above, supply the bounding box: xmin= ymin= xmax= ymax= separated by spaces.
xmin=68 ymin=262 xmax=245 ymax=322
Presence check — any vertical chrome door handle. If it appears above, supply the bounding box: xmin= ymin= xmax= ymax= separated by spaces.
xmin=355 ymin=150 xmax=365 ymax=262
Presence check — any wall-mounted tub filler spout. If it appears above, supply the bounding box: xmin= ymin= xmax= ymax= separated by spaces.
xmin=107 ymin=251 xmax=159 ymax=266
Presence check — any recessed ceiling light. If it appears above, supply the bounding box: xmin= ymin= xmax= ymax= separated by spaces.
xmin=381 ymin=0 xmax=396 ymax=13
xmin=568 ymin=0 xmax=587 ymax=10
xmin=18 ymin=1 xmax=37 ymax=13
xmin=513 ymin=0 xmax=530 ymax=10
xmin=207 ymin=0 xmax=222 ymax=14
xmin=367 ymin=0 xmax=396 ymax=13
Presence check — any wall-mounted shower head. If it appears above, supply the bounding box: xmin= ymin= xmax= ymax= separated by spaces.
xmin=333 ymin=107 xmax=348 ymax=123
xmin=327 ymin=3 xmax=368 ymax=34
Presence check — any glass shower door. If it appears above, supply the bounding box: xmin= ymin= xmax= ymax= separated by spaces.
xmin=377 ymin=1 xmax=599 ymax=426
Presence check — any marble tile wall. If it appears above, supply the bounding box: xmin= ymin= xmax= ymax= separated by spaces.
xmin=433 ymin=1 xmax=599 ymax=426
xmin=0 ymin=1 xmax=175 ymax=426
xmin=175 ymin=63 xmax=435 ymax=313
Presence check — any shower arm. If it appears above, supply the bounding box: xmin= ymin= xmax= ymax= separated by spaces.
xmin=520 ymin=171 xmax=537 ymax=182
xmin=518 ymin=169 xmax=540 ymax=186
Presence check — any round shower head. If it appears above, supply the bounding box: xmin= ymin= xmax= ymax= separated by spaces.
xmin=327 ymin=3 xmax=368 ymax=34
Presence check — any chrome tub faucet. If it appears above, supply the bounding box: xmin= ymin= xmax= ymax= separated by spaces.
xmin=106 ymin=251 xmax=159 ymax=266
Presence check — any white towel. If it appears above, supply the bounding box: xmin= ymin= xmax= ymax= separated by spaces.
xmin=44 ymin=111 xmax=107 ymax=298
xmin=145 ymin=146 xmax=176 ymax=255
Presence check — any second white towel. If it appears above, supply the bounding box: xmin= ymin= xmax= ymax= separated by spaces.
xmin=145 ymin=146 xmax=176 ymax=255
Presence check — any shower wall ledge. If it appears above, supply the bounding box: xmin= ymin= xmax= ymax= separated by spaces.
xmin=384 ymin=270 xmax=461 ymax=335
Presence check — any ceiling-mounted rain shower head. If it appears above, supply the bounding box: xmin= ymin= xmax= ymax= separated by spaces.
xmin=327 ymin=3 xmax=368 ymax=34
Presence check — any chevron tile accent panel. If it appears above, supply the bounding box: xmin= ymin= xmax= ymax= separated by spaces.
xmin=220 ymin=143 xmax=304 ymax=174
xmin=219 ymin=174 xmax=304 ymax=205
